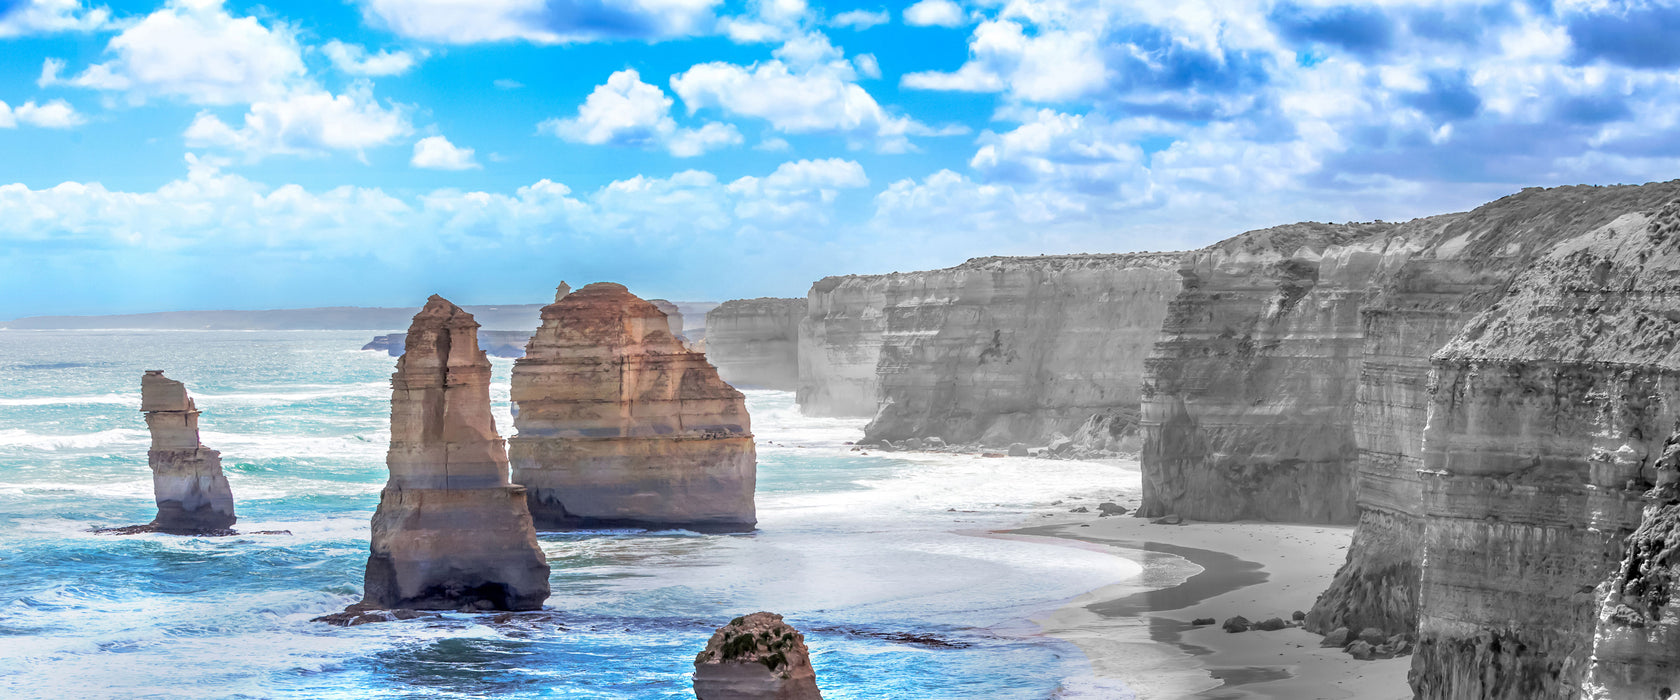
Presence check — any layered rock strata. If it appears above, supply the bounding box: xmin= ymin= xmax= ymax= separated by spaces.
xmin=862 ymin=254 xmax=1180 ymax=448
xmin=360 ymin=296 xmax=550 ymax=611
xmin=141 ymin=371 xmax=236 ymax=534
xmin=509 ymin=282 xmax=756 ymax=531
xmin=693 ymin=612 xmax=822 ymax=700
xmin=706 ymin=298 xmax=806 ymax=390
xmin=1308 ymin=183 xmax=1680 ymax=642
xmin=799 ymin=275 xmax=890 ymax=416
xmin=1405 ymin=199 xmax=1680 ymax=698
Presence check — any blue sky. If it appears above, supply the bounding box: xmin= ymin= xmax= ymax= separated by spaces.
xmin=1 ymin=0 xmax=1678 ymax=317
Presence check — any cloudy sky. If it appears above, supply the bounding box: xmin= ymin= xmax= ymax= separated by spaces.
xmin=1 ymin=0 xmax=1677 ymax=317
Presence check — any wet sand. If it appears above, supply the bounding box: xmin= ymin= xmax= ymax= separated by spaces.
xmin=1006 ymin=515 xmax=1411 ymax=699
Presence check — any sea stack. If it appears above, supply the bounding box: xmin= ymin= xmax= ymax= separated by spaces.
xmin=509 ymin=282 xmax=757 ymax=531
xmin=693 ymin=612 xmax=822 ymax=700
xmin=361 ymin=295 xmax=550 ymax=611
xmin=141 ymin=371 xmax=236 ymax=534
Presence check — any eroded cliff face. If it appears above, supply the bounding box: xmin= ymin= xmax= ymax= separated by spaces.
xmin=706 ymin=298 xmax=805 ymax=390
xmin=1309 ymin=183 xmax=1680 ymax=643
xmin=362 ymin=295 xmax=550 ymax=612
xmin=1403 ymin=201 xmax=1680 ymax=699
xmin=141 ymin=371 xmax=236 ymax=534
xmin=1139 ymin=222 xmax=1435 ymax=523
xmin=860 ymin=254 xmax=1181 ymax=448
xmin=509 ymin=282 xmax=756 ymax=531
xmin=799 ymin=276 xmax=889 ymax=417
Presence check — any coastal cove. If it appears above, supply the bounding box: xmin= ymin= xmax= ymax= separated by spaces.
xmin=0 ymin=329 xmax=1214 ymax=699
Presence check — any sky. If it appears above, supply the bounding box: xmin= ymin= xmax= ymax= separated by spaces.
xmin=1 ymin=0 xmax=1679 ymax=318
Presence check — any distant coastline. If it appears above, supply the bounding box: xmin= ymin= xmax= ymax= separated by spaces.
xmin=1 ymin=301 xmax=718 ymax=331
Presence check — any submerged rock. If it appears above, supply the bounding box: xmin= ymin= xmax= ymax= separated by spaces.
xmin=509 ymin=282 xmax=757 ymax=531
xmin=141 ymin=371 xmax=236 ymax=534
xmin=693 ymin=612 xmax=822 ymax=700
xmin=359 ymin=296 xmax=550 ymax=611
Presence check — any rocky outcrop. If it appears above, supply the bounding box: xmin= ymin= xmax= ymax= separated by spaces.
xmin=362 ymin=330 xmax=533 ymax=358
xmin=862 ymin=254 xmax=1180 ymax=449
xmin=693 ymin=612 xmax=822 ymax=700
xmin=508 ymin=282 xmax=756 ymax=531
xmin=706 ymin=298 xmax=805 ymax=390
xmin=141 ymin=371 xmax=236 ymax=534
xmin=648 ymin=299 xmax=686 ymax=341
xmin=799 ymin=275 xmax=890 ymax=416
xmin=360 ymin=295 xmax=550 ymax=611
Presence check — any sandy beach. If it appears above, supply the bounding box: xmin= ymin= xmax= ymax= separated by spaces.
xmin=1000 ymin=462 xmax=1411 ymax=700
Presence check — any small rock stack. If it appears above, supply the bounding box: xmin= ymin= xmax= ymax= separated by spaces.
xmin=694 ymin=612 xmax=822 ymax=700
xmin=141 ymin=371 xmax=237 ymax=534
xmin=359 ymin=295 xmax=550 ymax=611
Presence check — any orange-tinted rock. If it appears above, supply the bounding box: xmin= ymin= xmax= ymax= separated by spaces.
xmin=509 ymin=282 xmax=756 ymax=531
xmin=141 ymin=371 xmax=236 ymax=534
xmin=361 ymin=295 xmax=550 ymax=611
xmin=693 ymin=612 xmax=822 ymax=700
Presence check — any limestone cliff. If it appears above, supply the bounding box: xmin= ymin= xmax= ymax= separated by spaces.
xmin=1307 ymin=183 xmax=1680 ymax=643
xmin=648 ymin=299 xmax=687 ymax=342
xmin=706 ymin=298 xmax=805 ymax=390
xmin=141 ymin=371 xmax=236 ymax=534
xmin=1403 ymin=199 xmax=1680 ymax=698
xmin=693 ymin=612 xmax=822 ymax=700
xmin=509 ymin=282 xmax=756 ymax=531
xmin=862 ymin=254 xmax=1181 ymax=448
xmin=799 ymin=275 xmax=890 ymax=417
xmin=361 ymin=295 xmax=550 ymax=611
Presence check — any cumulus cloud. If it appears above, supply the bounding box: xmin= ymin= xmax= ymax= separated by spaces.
xmin=0 ymin=98 xmax=86 ymax=129
xmin=184 ymin=86 xmax=411 ymax=160
xmin=903 ymin=0 xmax=964 ymax=28
xmin=671 ymin=42 xmax=961 ymax=152
xmin=539 ymin=68 xmax=742 ymax=157
xmin=829 ymin=9 xmax=888 ymax=30
xmin=322 ymin=40 xmax=420 ymax=77
xmin=356 ymin=0 xmax=720 ymax=44
xmin=0 ymin=0 xmax=110 ymax=38
xmin=411 ymin=135 xmax=480 ymax=170
xmin=60 ymin=0 xmax=306 ymax=105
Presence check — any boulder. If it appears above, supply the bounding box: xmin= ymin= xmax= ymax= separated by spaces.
xmin=1254 ymin=617 xmax=1287 ymax=631
xmin=1320 ymin=627 xmax=1351 ymax=647
xmin=140 ymin=371 xmax=236 ymax=534
xmin=1357 ymin=627 xmax=1386 ymax=645
xmin=1346 ymin=640 xmax=1376 ymax=660
xmin=358 ymin=296 xmax=551 ymax=611
xmin=1222 ymin=616 xmax=1251 ymax=633
xmin=1007 ymin=443 xmax=1029 ymax=457
xmin=1191 ymin=617 xmax=1216 ymax=626
xmin=509 ymin=283 xmax=756 ymax=531
xmin=693 ymin=612 xmax=822 ymax=700
xmin=1096 ymin=502 xmax=1128 ymax=517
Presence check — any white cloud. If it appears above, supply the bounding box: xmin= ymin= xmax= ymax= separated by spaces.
xmin=0 ymin=0 xmax=109 ymax=38
xmin=0 ymin=98 xmax=86 ymax=129
xmin=37 ymin=58 xmax=64 ymax=88
xmin=853 ymin=53 xmax=881 ymax=79
xmin=64 ymin=0 xmax=307 ymax=105
xmin=540 ymin=69 xmax=741 ymax=157
xmin=493 ymin=79 xmax=524 ymax=90
xmin=719 ymin=0 xmax=811 ymax=44
xmin=903 ymin=0 xmax=964 ymax=28
xmin=411 ymin=135 xmax=480 ymax=170
xmin=829 ymin=9 xmax=888 ymax=30
xmin=322 ymin=40 xmax=419 ymax=77
xmin=901 ymin=15 xmax=1104 ymax=101
xmin=184 ymin=86 xmax=411 ymax=159
xmin=357 ymin=0 xmax=720 ymax=44
xmin=671 ymin=55 xmax=958 ymax=152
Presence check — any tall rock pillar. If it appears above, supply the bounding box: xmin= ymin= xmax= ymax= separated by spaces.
xmin=141 ymin=371 xmax=236 ymax=534
xmin=361 ymin=295 xmax=550 ymax=611
xmin=510 ymin=282 xmax=757 ymax=531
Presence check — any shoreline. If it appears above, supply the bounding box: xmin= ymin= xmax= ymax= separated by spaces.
xmin=1004 ymin=515 xmax=1410 ymax=699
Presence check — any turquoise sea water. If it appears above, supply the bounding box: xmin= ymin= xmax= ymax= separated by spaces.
xmin=0 ymin=330 xmax=1146 ymax=699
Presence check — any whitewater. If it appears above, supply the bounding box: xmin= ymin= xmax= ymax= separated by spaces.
xmin=0 ymin=330 xmax=1150 ymax=698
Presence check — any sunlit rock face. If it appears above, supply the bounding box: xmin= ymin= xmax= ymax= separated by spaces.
xmin=706 ymin=298 xmax=806 ymax=390
xmin=693 ymin=612 xmax=822 ymax=700
xmin=509 ymin=282 xmax=756 ymax=531
xmin=1405 ymin=200 xmax=1680 ymax=698
xmin=798 ymin=275 xmax=890 ymax=417
xmin=362 ymin=295 xmax=550 ymax=611
xmin=1308 ymin=184 xmax=1680 ymax=644
xmin=648 ymin=299 xmax=686 ymax=342
xmin=861 ymin=254 xmax=1181 ymax=449
xmin=1138 ymin=221 xmax=1427 ymax=524
xmin=141 ymin=371 xmax=236 ymax=534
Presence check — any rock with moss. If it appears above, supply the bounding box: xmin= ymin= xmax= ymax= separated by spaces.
xmin=693 ymin=612 xmax=822 ymax=699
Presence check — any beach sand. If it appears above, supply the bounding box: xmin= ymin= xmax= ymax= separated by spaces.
xmin=996 ymin=462 xmax=1411 ymax=699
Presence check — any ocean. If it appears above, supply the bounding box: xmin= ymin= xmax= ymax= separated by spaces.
xmin=0 ymin=330 xmax=1151 ymax=699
